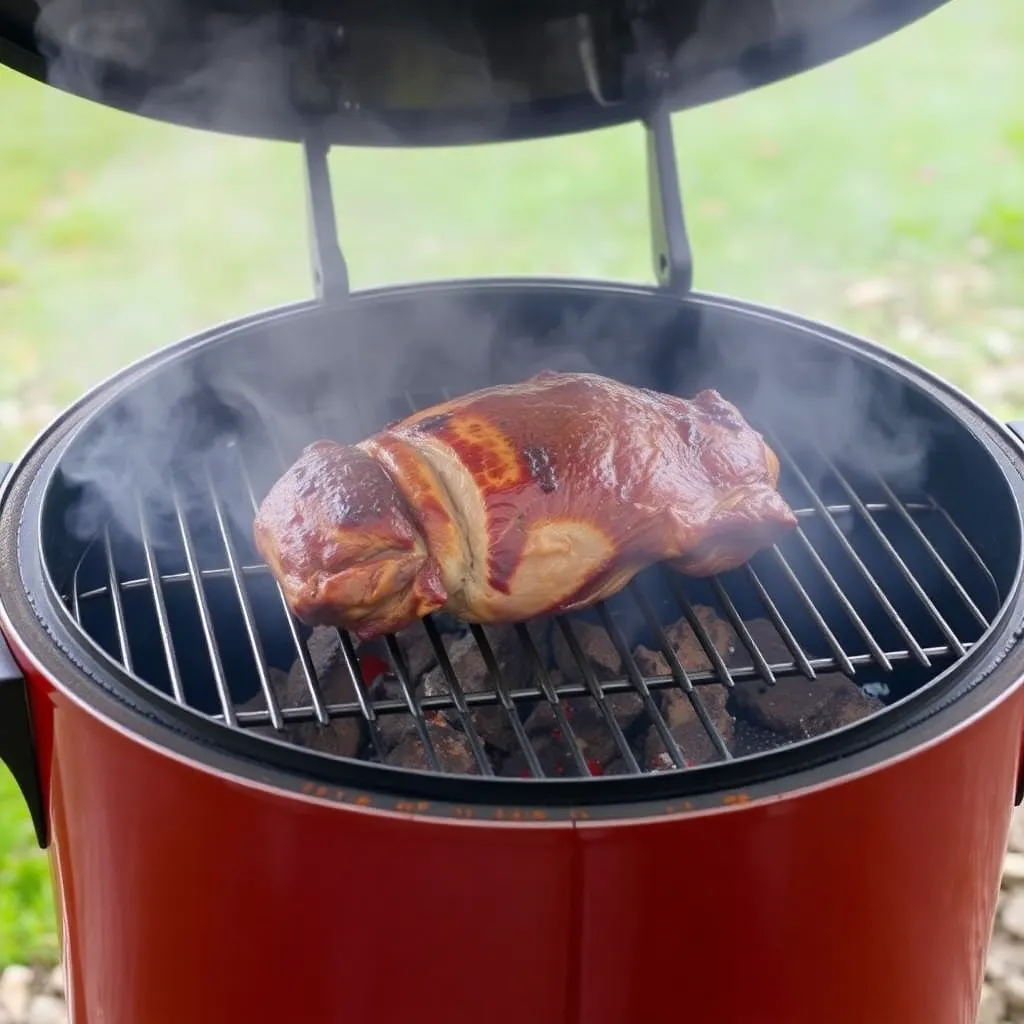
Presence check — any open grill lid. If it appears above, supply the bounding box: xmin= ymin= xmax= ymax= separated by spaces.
xmin=0 ymin=0 xmax=952 ymax=144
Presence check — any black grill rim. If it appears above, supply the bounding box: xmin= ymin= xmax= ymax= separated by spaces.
xmin=4 ymin=279 xmax=1024 ymax=820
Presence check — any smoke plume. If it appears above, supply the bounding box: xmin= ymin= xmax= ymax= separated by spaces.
xmin=30 ymin=0 xmax=940 ymax=562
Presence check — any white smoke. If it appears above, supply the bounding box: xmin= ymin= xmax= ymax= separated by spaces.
xmin=31 ymin=0 xmax=942 ymax=553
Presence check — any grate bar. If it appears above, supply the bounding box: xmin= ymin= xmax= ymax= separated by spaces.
xmin=597 ymin=603 xmax=688 ymax=768
xmin=709 ymin=577 xmax=775 ymax=683
xmin=741 ymin=564 xmax=818 ymax=678
xmin=73 ymin=573 xmax=966 ymax=697
xmin=101 ymin=526 xmax=133 ymax=673
xmin=205 ymin=462 xmax=286 ymax=730
xmin=73 ymin=564 xmax=292 ymax=600
xmin=334 ymin=629 xmax=387 ymax=759
xmin=513 ymin=623 xmax=592 ymax=776
xmin=70 ymin=549 xmax=84 ymax=623
xmin=627 ymin=581 xmax=734 ymax=756
xmin=69 ymin=503 xmax=954 ymax=604
xmin=420 ymin=618 xmax=496 ymax=775
xmin=225 ymin=641 xmax=968 ymax=726
xmin=169 ymin=478 xmax=237 ymax=726
xmin=817 ymin=452 xmax=966 ymax=655
xmin=467 ymin=625 xmax=547 ymax=778
xmin=765 ymin=545 xmax=862 ymax=675
xmin=382 ymin=635 xmax=443 ymax=771
xmin=553 ymin=619 xmax=642 ymax=773
xmin=66 ymin=375 xmax=999 ymax=781
xmin=772 ymin=434 xmax=930 ymax=666
xmin=236 ymin=447 xmax=331 ymax=726
xmin=665 ymin=575 xmax=738 ymax=687
xmin=135 ymin=492 xmax=187 ymax=704
xmin=794 ymin=500 xmax=932 ymax=517
xmin=874 ymin=475 xmax=992 ymax=629
xmin=931 ymin=504 xmax=1001 ymax=597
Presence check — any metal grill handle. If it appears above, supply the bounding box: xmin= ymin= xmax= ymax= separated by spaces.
xmin=0 ymin=462 xmax=48 ymax=847
xmin=302 ymin=112 xmax=692 ymax=301
xmin=645 ymin=106 xmax=693 ymax=294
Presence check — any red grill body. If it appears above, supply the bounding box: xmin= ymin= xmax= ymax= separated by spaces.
xmin=5 ymin=625 xmax=1022 ymax=1024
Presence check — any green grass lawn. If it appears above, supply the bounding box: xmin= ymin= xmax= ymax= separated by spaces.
xmin=1 ymin=0 xmax=1023 ymax=968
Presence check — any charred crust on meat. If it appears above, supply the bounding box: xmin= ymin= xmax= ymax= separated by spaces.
xmin=523 ymin=445 xmax=558 ymax=493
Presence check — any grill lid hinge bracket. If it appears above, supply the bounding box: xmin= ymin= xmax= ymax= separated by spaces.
xmin=303 ymin=130 xmax=350 ymax=303
xmin=644 ymin=106 xmax=693 ymax=295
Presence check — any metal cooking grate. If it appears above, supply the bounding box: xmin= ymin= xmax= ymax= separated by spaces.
xmin=62 ymin=389 xmax=1002 ymax=780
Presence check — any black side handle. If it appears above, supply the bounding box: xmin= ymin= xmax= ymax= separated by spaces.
xmin=0 ymin=462 xmax=47 ymax=847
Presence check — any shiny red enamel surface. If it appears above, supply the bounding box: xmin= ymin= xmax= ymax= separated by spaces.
xmin=5 ymin=626 xmax=1024 ymax=1024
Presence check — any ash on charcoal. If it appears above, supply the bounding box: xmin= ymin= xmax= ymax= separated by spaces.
xmin=633 ymin=646 xmax=671 ymax=676
xmin=386 ymin=717 xmax=481 ymax=774
xmin=372 ymin=708 xmax=420 ymax=751
xmin=633 ymin=604 xmax=738 ymax=678
xmin=553 ymin=620 xmax=623 ymax=682
xmin=730 ymin=673 xmax=885 ymax=740
xmin=420 ymin=623 xmax=551 ymax=754
xmin=730 ymin=717 xmax=792 ymax=757
xmin=237 ymin=627 xmax=361 ymax=757
xmin=861 ymin=681 xmax=890 ymax=700
xmin=727 ymin=617 xmax=794 ymax=671
xmin=645 ymin=684 xmax=733 ymax=767
xmin=391 ymin=625 xmax=439 ymax=682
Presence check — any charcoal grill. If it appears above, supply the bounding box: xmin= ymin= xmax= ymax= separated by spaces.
xmin=2 ymin=2 xmax=1024 ymax=1023
xmin=47 ymin=291 xmax=1012 ymax=796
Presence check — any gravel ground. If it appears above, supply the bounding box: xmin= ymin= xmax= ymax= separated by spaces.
xmin=0 ymin=963 xmax=63 ymax=1024
xmin=985 ymin=809 xmax=1024 ymax=1023
xmin=3 ymin=808 xmax=1024 ymax=1023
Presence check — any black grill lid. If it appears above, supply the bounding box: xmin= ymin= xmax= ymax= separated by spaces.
xmin=1 ymin=0 xmax=951 ymax=144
